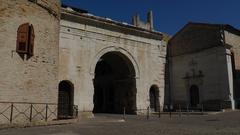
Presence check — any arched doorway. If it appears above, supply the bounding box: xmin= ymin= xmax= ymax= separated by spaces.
xmin=93 ymin=52 xmax=137 ymax=114
xmin=149 ymin=85 xmax=160 ymax=112
xmin=189 ymin=85 xmax=199 ymax=107
xmin=58 ymin=80 xmax=74 ymax=119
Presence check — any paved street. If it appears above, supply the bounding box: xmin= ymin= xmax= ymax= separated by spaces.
xmin=1 ymin=111 xmax=240 ymax=135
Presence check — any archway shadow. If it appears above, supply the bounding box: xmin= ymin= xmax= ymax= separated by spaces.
xmin=93 ymin=51 xmax=137 ymax=114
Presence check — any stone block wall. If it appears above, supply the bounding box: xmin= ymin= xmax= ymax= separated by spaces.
xmin=224 ymin=31 xmax=240 ymax=100
xmin=169 ymin=46 xmax=230 ymax=106
xmin=170 ymin=25 xmax=222 ymax=57
xmin=59 ymin=11 xmax=166 ymax=114
xmin=168 ymin=23 xmax=237 ymax=110
xmin=0 ymin=0 xmax=61 ymax=124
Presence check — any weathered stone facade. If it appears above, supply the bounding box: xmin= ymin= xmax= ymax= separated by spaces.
xmin=59 ymin=8 xmax=166 ymax=115
xmin=1 ymin=0 xmax=240 ymax=128
xmin=168 ymin=23 xmax=240 ymax=110
xmin=0 ymin=0 xmax=61 ymax=124
xmin=0 ymin=1 xmax=166 ymax=125
xmin=224 ymin=29 xmax=240 ymax=102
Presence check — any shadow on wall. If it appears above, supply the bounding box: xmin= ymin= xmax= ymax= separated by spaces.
xmin=92 ymin=51 xmax=137 ymax=114
xmin=164 ymin=44 xmax=171 ymax=107
xmin=234 ymin=70 xmax=240 ymax=108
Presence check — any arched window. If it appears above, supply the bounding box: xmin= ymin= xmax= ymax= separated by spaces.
xmin=16 ymin=23 xmax=35 ymax=56
xmin=58 ymin=80 xmax=74 ymax=119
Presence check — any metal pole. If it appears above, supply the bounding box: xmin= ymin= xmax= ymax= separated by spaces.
xmin=220 ymin=102 xmax=223 ymax=111
xmin=30 ymin=104 xmax=33 ymax=122
xmin=76 ymin=105 xmax=78 ymax=117
xmin=147 ymin=106 xmax=150 ymax=120
xmin=169 ymin=109 xmax=172 ymax=118
xmin=169 ymin=105 xmax=172 ymax=119
xmin=45 ymin=104 xmax=48 ymax=122
xmin=158 ymin=106 xmax=161 ymax=118
xmin=123 ymin=107 xmax=126 ymax=120
xmin=10 ymin=103 xmax=14 ymax=124
xmin=179 ymin=104 xmax=181 ymax=117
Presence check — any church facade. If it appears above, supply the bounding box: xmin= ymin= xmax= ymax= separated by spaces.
xmin=167 ymin=23 xmax=240 ymax=110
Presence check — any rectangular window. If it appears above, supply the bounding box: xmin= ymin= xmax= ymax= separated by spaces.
xmin=16 ymin=23 xmax=29 ymax=53
xmin=16 ymin=23 xmax=35 ymax=56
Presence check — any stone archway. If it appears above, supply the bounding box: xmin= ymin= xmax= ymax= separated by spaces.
xmin=90 ymin=46 xmax=140 ymax=78
xmin=58 ymin=80 xmax=74 ymax=119
xmin=93 ymin=51 xmax=137 ymax=114
xmin=149 ymin=85 xmax=160 ymax=112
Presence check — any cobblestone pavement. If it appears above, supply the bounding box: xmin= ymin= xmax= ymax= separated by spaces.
xmin=1 ymin=111 xmax=240 ymax=135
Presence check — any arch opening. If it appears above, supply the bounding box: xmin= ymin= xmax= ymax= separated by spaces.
xmin=58 ymin=80 xmax=74 ymax=119
xmin=93 ymin=52 xmax=137 ymax=114
xmin=189 ymin=85 xmax=200 ymax=107
xmin=149 ymin=85 xmax=160 ymax=112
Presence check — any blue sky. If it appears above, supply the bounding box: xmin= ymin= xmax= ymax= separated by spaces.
xmin=62 ymin=0 xmax=240 ymax=35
